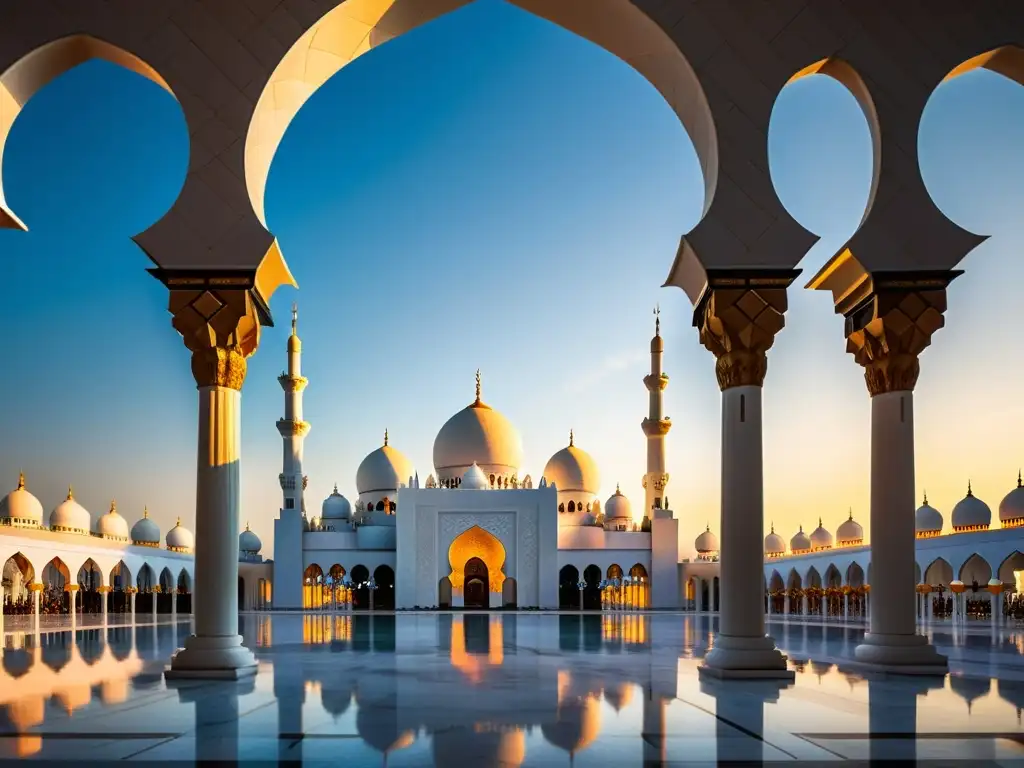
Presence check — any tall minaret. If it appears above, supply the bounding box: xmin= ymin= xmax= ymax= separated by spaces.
xmin=276 ymin=303 xmax=310 ymax=517
xmin=641 ymin=305 xmax=671 ymax=513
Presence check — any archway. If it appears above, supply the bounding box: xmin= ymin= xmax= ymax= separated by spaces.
xmin=502 ymin=577 xmax=517 ymax=608
xmin=924 ymin=557 xmax=953 ymax=586
xmin=77 ymin=558 xmax=103 ymax=614
xmin=959 ymin=553 xmax=992 ymax=587
xmin=329 ymin=564 xmax=346 ymax=608
xmin=582 ymin=565 xmax=602 ymax=610
xmin=768 ymin=570 xmax=785 ymax=615
xmin=374 ymin=565 xmax=395 ymax=610
xmin=303 ymin=564 xmax=325 ymax=609
xmin=136 ymin=563 xmax=156 ymax=615
xmin=448 ymin=526 xmax=506 ymax=604
xmin=42 ymin=557 xmax=70 ymax=614
xmin=787 ymin=569 xmax=803 ymax=615
xmin=109 ymin=560 xmax=132 ymax=614
xmin=998 ymin=551 xmax=1024 ymax=589
xmin=2 ymin=552 xmax=34 ymax=615
xmin=177 ymin=569 xmax=192 ymax=614
xmin=463 ymin=557 xmax=489 ymax=609
xmin=350 ymin=564 xmax=370 ymax=611
xmin=559 ymin=565 xmax=580 ymax=610
xmin=628 ymin=563 xmax=649 ymax=609
xmin=438 ymin=576 xmax=453 ymax=609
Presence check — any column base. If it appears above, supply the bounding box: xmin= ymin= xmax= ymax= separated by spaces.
xmin=852 ymin=632 xmax=948 ymax=675
xmin=699 ymin=634 xmax=794 ymax=680
xmin=164 ymin=634 xmax=257 ymax=681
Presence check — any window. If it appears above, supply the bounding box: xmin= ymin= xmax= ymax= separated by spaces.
xmin=568 ymin=501 xmax=576 ymax=513
xmin=285 ymin=499 xmax=294 ymax=509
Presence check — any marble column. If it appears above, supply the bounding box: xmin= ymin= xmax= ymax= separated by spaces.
xmin=67 ymin=586 xmax=78 ymax=631
xmin=152 ymin=590 xmax=158 ymax=625
xmin=130 ymin=590 xmax=137 ymax=622
xmin=811 ymin=268 xmax=954 ymax=673
xmin=152 ymin=269 xmax=286 ymax=679
xmin=693 ymin=271 xmax=796 ymax=680
xmin=31 ymin=584 xmax=40 ymax=633
xmin=99 ymin=586 xmax=109 ymax=627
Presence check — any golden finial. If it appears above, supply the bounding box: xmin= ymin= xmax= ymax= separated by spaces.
xmin=383 ymin=429 xmax=389 ymax=447
xmin=16 ymin=471 xmax=24 ymax=490
xmin=569 ymin=429 xmax=574 ymax=447
xmin=818 ymin=516 xmax=823 ymax=528
xmin=1018 ymin=470 xmax=1022 ymax=488
xmin=967 ymin=479 xmax=973 ymax=497
xmin=923 ymin=489 xmax=928 ymax=505
xmin=770 ymin=521 xmax=775 ymax=534
xmin=291 ymin=302 xmax=298 ymax=335
xmin=110 ymin=499 xmax=117 ymax=513
xmin=615 ymin=483 xmax=621 ymax=494
xmin=143 ymin=506 xmax=149 ymax=519
xmin=848 ymin=507 xmax=853 ymax=520
xmin=176 ymin=516 xmax=181 ymax=526
xmin=654 ymin=304 xmax=661 ymax=336
xmin=66 ymin=485 xmax=73 ymax=501
xmin=705 ymin=522 xmax=710 ymax=532
xmin=475 ymin=369 xmax=482 ymax=403
xmin=245 ymin=521 xmax=250 ymax=532
xmin=333 ymin=482 xmax=339 ymax=494
xmin=799 ymin=524 xmax=803 ymax=532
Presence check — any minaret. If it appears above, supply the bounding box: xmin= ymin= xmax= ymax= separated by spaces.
xmin=641 ymin=305 xmax=671 ymax=514
xmin=276 ymin=303 xmax=310 ymax=517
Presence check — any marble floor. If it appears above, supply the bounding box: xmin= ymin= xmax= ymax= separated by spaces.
xmin=1 ymin=612 xmax=1023 ymax=765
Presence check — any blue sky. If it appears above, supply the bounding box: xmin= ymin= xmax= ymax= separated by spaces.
xmin=2 ymin=0 xmax=1024 ymax=558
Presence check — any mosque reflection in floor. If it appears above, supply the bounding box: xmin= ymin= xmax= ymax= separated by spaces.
xmin=1 ymin=613 xmax=1024 ymax=763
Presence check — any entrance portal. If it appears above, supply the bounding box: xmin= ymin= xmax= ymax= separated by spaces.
xmin=464 ymin=557 xmax=489 ymax=609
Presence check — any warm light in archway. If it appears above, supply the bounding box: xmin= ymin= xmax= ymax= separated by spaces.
xmin=448 ymin=526 xmax=505 ymax=591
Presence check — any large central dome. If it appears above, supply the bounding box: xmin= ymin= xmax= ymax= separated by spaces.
xmin=433 ymin=371 xmax=523 ymax=485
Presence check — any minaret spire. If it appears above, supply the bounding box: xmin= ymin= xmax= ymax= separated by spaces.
xmin=641 ymin=307 xmax=671 ymax=514
xmin=474 ymin=369 xmax=482 ymax=403
xmin=277 ymin=302 xmax=311 ymax=522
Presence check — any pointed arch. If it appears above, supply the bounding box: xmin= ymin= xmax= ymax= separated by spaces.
xmin=823 ymin=564 xmax=842 ymax=588
xmin=805 ymin=566 xmax=822 ymax=588
xmin=768 ymin=570 xmax=784 ymax=592
xmin=42 ymin=556 xmax=69 ymax=588
xmin=77 ymin=558 xmax=104 ymax=589
xmin=959 ymin=553 xmax=992 ymax=585
xmin=998 ymin=551 xmax=1024 ymax=586
xmin=0 ymin=34 xmax=176 ymax=231
xmin=448 ymin=526 xmax=506 ymax=592
xmin=158 ymin=567 xmax=174 ymax=591
xmin=110 ymin=560 xmax=132 ymax=590
xmin=786 ymin=568 xmax=802 ymax=589
xmin=136 ymin=562 xmax=156 ymax=590
xmin=846 ymin=561 xmax=865 ymax=587
xmin=924 ymin=557 xmax=953 ymax=586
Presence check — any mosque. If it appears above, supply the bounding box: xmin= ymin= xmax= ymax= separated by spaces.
xmin=266 ymin=307 xmax=681 ymax=611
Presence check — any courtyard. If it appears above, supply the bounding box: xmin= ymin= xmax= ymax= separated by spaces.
xmin=0 ymin=612 xmax=1022 ymax=764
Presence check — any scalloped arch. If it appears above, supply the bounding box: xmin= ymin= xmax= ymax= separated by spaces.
xmin=0 ymin=34 xmax=175 ymax=232
xmin=244 ymin=0 xmax=717 ymax=231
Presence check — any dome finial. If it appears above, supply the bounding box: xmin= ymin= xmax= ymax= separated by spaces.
xmin=333 ymin=482 xmax=339 ymax=494
xmin=923 ymin=489 xmax=928 ymax=505
xmin=615 ymin=482 xmax=621 ymax=494
xmin=176 ymin=516 xmax=181 ymax=526
xmin=110 ymin=499 xmax=116 ymax=513
xmin=245 ymin=521 xmax=250 ymax=532
xmin=967 ymin=479 xmax=973 ymax=497
xmin=770 ymin=520 xmax=775 ymax=533
xmin=475 ymin=368 xmax=482 ymax=403
xmin=143 ymin=505 xmax=149 ymax=518
xmin=653 ymin=303 xmax=661 ymax=336
xmin=1018 ymin=469 xmax=1022 ymax=489
xmin=569 ymin=428 xmax=574 ymax=447
xmin=66 ymin=485 xmax=73 ymax=501
xmin=705 ymin=522 xmax=710 ymax=532
xmin=818 ymin=516 xmax=823 ymax=528
xmin=848 ymin=507 xmax=853 ymax=521
xmin=291 ymin=302 xmax=298 ymax=335
xmin=16 ymin=471 xmax=24 ymax=490
xmin=383 ymin=428 xmax=388 ymax=447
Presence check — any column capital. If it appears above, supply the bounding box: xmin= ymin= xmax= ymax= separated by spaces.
xmin=149 ymin=267 xmax=277 ymax=391
xmin=692 ymin=269 xmax=801 ymax=391
xmin=808 ymin=256 xmax=961 ymax=396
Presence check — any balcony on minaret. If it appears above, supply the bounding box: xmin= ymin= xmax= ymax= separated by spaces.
xmin=643 ymin=372 xmax=669 ymax=392
xmin=641 ymin=417 xmax=671 ymax=437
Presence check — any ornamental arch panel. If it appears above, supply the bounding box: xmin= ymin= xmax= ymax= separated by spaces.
xmin=958 ymin=553 xmax=992 ymax=585
xmin=924 ymin=557 xmax=953 ymax=586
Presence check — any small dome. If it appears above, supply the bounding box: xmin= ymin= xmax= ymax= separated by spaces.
xmin=790 ymin=525 xmax=811 ymax=552
xmin=130 ymin=507 xmax=161 ymax=545
xmin=461 ymin=463 xmax=489 ymax=490
xmin=836 ymin=510 xmax=864 ymax=544
xmin=50 ymin=487 xmax=91 ymax=534
xmin=543 ymin=432 xmax=600 ymax=495
xmin=605 ymin=484 xmax=632 ymax=521
xmin=915 ymin=492 xmax=943 ymax=534
xmin=356 ymin=431 xmax=414 ymax=496
xmin=433 ymin=371 xmax=523 ymax=481
xmin=239 ymin=522 xmax=261 ymax=554
xmin=95 ymin=499 xmax=129 ymax=541
xmin=695 ymin=525 xmax=719 ymax=554
xmin=0 ymin=472 xmax=43 ymax=525
xmin=999 ymin=471 xmax=1024 ymax=526
xmin=322 ymin=484 xmax=352 ymax=520
xmin=809 ymin=518 xmax=833 ymax=550
xmin=166 ymin=517 xmax=194 ymax=552
xmin=952 ymin=482 xmax=991 ymax=531
xmin=764 ymin=523 xmax=786 ymax=555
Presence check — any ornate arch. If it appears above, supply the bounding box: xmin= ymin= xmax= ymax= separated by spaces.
xmin=448 ymin=525 xmax=505 ymax=592
xmin=0 ymin=34 xmax=175 ymax=231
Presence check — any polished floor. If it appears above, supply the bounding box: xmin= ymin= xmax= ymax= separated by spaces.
xmin=1 ymin=612 xmax=1024 ymax=764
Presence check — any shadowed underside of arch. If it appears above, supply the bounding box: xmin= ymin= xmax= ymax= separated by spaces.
xmin=0 ymin=34 xmax=174 ymax=232
xmin=244 ymin=0 xmax=716 ymax=232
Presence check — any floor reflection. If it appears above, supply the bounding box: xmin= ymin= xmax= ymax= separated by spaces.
xmin=0 ymin=613 xmax=1022 ymax=763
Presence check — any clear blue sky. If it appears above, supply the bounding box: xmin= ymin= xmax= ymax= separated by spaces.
xmin=2 ymin=0 xmax=1023 ymax=559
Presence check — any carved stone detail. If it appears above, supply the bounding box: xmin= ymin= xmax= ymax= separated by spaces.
xmin=694 ymin=271 xmax=799 ymax=391
xmin=278 ymin=374 xmax=309 ymax=393
xmin=152 ymin=270 xmax=268 ymax=391
xmin=640 ymin=417 xmax=671 ymax=437
xmin=276 ymin=419 xmax=311 ymax=437
xmin=841 ymin=273 xmax=959 ymax=396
